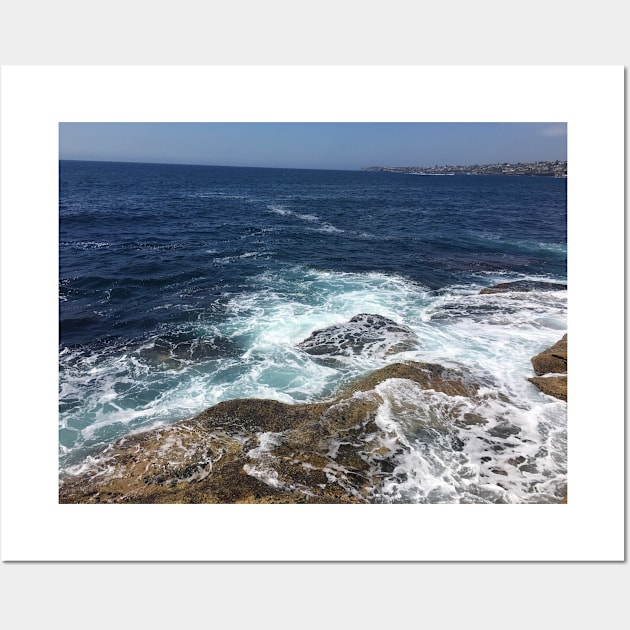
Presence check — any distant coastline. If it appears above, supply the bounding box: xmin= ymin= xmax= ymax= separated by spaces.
xmin=362 ymin=160 xmax=567 ymax=177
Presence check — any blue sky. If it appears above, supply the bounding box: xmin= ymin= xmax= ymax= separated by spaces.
xmin=59 ymin=122 xmax=567 ymax=170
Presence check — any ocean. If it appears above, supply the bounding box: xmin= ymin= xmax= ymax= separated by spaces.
xmin=59 ymin=160 xmax=567 ymax=503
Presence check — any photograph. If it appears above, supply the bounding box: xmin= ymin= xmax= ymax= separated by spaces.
xmin=58 ymin=122 xmax=568 ymax=505
xmin=0 ymin=2 xmax=626 ymax=622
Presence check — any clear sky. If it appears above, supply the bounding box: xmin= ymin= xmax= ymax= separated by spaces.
xmin=59 ymin=122 xmax=567 ymax=171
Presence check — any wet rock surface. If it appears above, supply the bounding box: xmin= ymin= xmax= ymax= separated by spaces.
xmin=296 ymin=313 xmax=419 ymax=364
xmin=528 ymin=375 xmax=567 ymax=402
xmin=531 ymin=334 xmax=567 ymax=376
xmin=338 ymin=361 xmax=478 ymax=398
xmin=139 ymin=334 xmax=240 ymax=369
xmin=528 ymin=334 xmax=567 ymax=401
xmin=480 ymin=280 xmax=567 ymax=295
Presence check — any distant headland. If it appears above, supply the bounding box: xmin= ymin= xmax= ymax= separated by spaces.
xmin=362 ymin=160 xmax=567 ymax=177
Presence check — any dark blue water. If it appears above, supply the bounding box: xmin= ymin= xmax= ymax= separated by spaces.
xmin=59 ymin=160 xmax=567 ymax=501
xmin=60 ymin=161 xmax=566 ymax=345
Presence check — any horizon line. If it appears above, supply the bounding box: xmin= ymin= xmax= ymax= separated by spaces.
xmin=58 ymin=158 xmax=362 ymax=172
xmin=59 ymin=157 xmax=567 ymax=171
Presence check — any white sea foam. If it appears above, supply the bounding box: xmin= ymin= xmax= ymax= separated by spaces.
xmin=308 ymin=224 xmax=345 ymax=234
xmin=268 ymin=204 xmax=291 ymax=216
xmin=74 ymin=241 xmax=111 ymax=249
xmin=243 ymin=432 xmax=285 ymax=488
xmin=212 ymin=251 xmax=271 ymax=264
xmin=188 ymin=191 xmax=255 ymax=202
xmin=368 ymin=376 xmax=565 ymax=503
xmin=267 ymin=204 xmax=344 ymax=234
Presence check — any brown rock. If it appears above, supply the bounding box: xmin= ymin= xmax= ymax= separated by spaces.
xmin=527 ymin=334 xmax=568 ymax=402
xmin=338 ymin=361 xmax=479 ymax=398
xmin=528 ymin=375 xmax=567 ymax=402
xmin=531 ymin=334 xmax=567 ymax=376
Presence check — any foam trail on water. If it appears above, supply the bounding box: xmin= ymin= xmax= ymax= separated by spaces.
xmin=268 ymin=204 xmax=344 ymax=234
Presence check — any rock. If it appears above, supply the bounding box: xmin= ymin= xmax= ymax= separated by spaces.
xmin=338 ymin=361 xmax=479 ymax=398
xmin=528 ymin=334 xmax=568 ymax=401
xmin=480 ymin=280 xmax=567 ymax=295
xmin=297 ymin=313 xmax=419 ymax=364
xmin=528 ymin=375 xmax=567 ymax=402
xmin=488 ymin=423 xmax=521 ymax=439
xmin=139 ymin=334 xmax=239 ymax=368
xmin=531 ymin=334 xmax=567 ymax=376
xmin=59 ymin=360 xmax=478 ymax=505
xmin=459 ymin=412 xmax=488 ymax=426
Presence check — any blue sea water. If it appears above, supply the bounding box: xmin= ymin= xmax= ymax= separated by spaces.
xmin=59 ymin=160 xmax=567 ymax=502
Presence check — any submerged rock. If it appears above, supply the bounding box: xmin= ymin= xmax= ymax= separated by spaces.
xmin=480 ymin=280 xmax=567 ymax=295
xmin=296 ymin=313 xmax=419 ymax=364
xmin=139 ymin=334 xmax=239 ymax=369
xmin=528 ymin=334 xmax=568 ymax=401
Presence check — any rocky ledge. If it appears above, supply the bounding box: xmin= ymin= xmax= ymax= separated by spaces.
xmin=528 ymin=334 xmax=568 ymax=402
xmin=480 ymin=280 xmax=567 ymax=295
xmin=59 ymin=361 xmax=479 ymax=504
xmin=59 ymin=312 xmax=567 ymax=504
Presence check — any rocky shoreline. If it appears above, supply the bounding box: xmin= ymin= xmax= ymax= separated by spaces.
xmin=59 ymin=295 xmax=567 ymax=504
xmin=59 ymin=361 xmax=481 ymax=504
